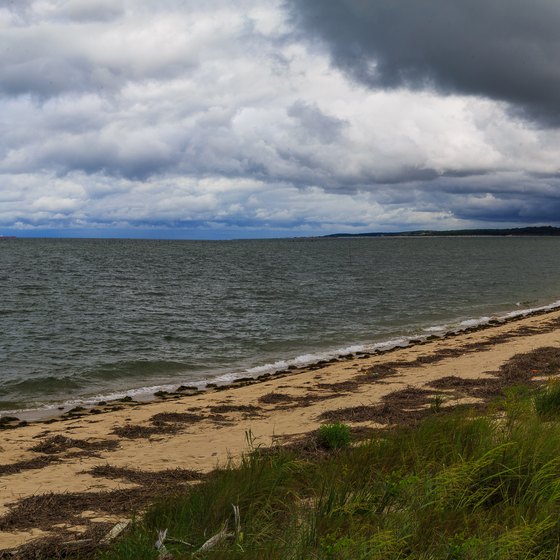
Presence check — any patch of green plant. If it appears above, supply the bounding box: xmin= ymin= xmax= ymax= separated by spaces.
xmin=99 ymin=390 xmax=560 ymax=560
xmin=429 ymin=393 xmax=445 ymax=413
xmin=534 ymin=380 xmax=560 ymax=419
xmin=316 ymin=422 xmax=352 ymax=450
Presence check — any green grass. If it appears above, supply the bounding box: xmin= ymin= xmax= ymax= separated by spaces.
xmin=99 ymin=387 xmax=560 ymax=559
xmin=316 ymin=423 xmax=352 ymax=450
xmin=534 ymin=380 xmax=560 ymax=419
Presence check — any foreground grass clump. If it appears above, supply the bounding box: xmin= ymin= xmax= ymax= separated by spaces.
xmin=316 ymin=422 xmax=352 ymax=450
xmin=99 ymin=388 xmax=560 ymax=559
xmin=534 ymin=379 xmax=560 ymax=419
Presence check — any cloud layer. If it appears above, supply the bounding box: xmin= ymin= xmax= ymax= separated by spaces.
xmin=1 ymin=0 xmax=560 ymax=237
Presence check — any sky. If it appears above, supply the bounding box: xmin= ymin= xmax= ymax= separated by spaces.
xmin=2 ymin=0 xmax=560 ymax=239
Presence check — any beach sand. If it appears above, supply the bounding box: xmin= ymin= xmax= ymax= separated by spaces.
xmin=2 ymin=308 xmax=560 ymax=552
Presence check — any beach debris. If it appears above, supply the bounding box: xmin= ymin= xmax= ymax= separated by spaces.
xmin=61 ymin=538 xmax=92 ymax=546
xmin=30 ymin=434 xmax=119 ymax=454
xmin=167 ymin=536 xmax=194 ymax=547
xmin=155 ymin=528 xmax=168 ymax=548
xmin=100 ymin=520 xmax=131 ymax=544
xmin=233 ymin=503 xmax=241 ymax=536
xmin=176 ymin=385 xmax=199 ymax=392
xmin=194 ymin=523 xmax=234 ymax=554
xmin=155 ymin=528 xmax=174 ymax=559
xmin=154 ymin=527 xmax=196 ymax=558
xmin=192 ymin=504 xmax=240 ymax=555
xmin=0 ymin=415 xmax=24 ymax=430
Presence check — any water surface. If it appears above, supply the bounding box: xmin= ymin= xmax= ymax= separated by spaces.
xmin=1 ymin=237 xmax=559 ymax=411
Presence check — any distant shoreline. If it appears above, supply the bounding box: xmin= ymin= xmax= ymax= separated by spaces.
xmin=324 ymin=226 xmax=560 ymax=238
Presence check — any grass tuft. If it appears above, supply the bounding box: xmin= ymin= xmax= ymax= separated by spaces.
xmin=316 ymin=423 xmax=352 ymax=450
xmin=534 ymin=380 xmax=560 ymax=419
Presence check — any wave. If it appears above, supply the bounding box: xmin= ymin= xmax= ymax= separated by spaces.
xmin=85 ymin=360 xmax=193 ymax=380
xmin=79 ymin=298 xmax=560 ymax=401
xmin=0 ymin=375 xmax=83 ymax=395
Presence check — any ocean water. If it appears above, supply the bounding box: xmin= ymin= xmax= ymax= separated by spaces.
xmin=1 ymin=236 xmax=560 ymax=412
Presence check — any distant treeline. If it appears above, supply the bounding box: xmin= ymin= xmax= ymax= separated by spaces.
xmin=325 ymin=226 xmax=560 ymax=238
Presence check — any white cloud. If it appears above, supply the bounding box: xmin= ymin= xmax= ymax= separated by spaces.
xmin=1 ymin=0 xmax=560 ymax=235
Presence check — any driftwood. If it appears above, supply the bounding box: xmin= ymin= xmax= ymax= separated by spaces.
xmin=100 ymin=520 xmax=131 ymax=544
xmin=233 ymin=504 xmax=241 ymax=536
xmin=155 ymin=528 xmax=173 ymax=559
xmin=155 ymin=503 xmax=240 ymax=557
xmin=194 ymin=523 xmax=234 ymax=554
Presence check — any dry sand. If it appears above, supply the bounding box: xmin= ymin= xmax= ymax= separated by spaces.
xmin=3 ymin=308 xmax=560 ymax=552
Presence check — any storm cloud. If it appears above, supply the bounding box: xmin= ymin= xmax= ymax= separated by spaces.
xmin=287 ymin=0 xmax=560 ymax=125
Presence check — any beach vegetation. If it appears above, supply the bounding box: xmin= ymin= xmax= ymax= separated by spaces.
xmin=429 ymin=393 xmax=445 ymax=413
xmin=98 ymin=387 xmax=560 ymax=560
xmin=316 ymin=422 xmax=352 ymax=450
xmin=534 ymin=379 xmax=560 ymax=419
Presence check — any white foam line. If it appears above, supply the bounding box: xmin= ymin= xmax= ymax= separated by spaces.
xmin=4 ymin=298 xmax=560 ymax=418
xmin=422 ymin=299 xmax=560 ymax=337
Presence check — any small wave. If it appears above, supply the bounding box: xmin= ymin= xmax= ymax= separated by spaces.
xmin=236 ymin=338 xmax=411 ymax=380
xmin=87 ymin=360 xmax=192 ymax=380
xmin=237 ymin=297 xmax=560 ymax=380
xmin=418 ymin=299 xmax=560 ymax=339
xmin=501 ymin=299 xmax=560 ymax=320
xmin=423 ymin=326 xmax=446 ymax=333
xmin=1 ymin=375 xmax=83 ymax=394
xmin=459 ymin=317 xmax=491 ymax=328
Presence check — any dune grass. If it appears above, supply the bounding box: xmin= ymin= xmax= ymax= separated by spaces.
xmin=99 ymin=385 xmax=560 ymax=559
xmin=316 ymin=422 xmax=352 ymax=450
xmin=534 ymin=379 xmax=560 ymax=420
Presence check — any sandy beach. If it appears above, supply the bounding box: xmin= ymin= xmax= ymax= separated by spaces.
xmin=2 ymin=308 xmax=560 ymax=553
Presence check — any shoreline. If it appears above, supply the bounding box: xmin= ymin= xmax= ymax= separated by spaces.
xmin=2 ymin=307 xmax=560 ymax=551
xmin=4 ymin=298 xmax=560 ymax=425
xmin=6 ymin=299 xmax=560 ymax=422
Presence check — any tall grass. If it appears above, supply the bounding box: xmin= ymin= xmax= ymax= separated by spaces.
xmin=99 ymin=387 xmax=560 ymax=559
xmin=534 ymin=379 xmax=560 ymax=419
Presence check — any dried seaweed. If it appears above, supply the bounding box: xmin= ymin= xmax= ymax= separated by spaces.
xmin=150 ymin=412 xmax=202 ymax=424
xmin=111 ymin=423 xmax=180 ymax=439
xmin=87 ymin=465 xmax=204 ymax=485
xmin=258 ymin=392 xmax=297 ymax=404
xmin=0 ymin=455 xmax=60 ymax=476
xmin=497 ymin=346 xmax=560 ymax=382
xmin=30 ymin=435 xmax=119 ymax=455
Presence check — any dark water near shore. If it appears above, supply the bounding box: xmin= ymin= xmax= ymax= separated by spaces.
xmin=1 ymin=237 xmax=560 ymax=412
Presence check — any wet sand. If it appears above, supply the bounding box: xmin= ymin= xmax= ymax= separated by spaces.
xmin=2 ymin=308 xmax=560 ymax=552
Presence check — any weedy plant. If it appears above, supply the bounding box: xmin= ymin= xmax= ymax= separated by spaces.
xmin=534 ymin=379 xmax=560 ymax=419
xmin=316 ymin=422 xmax=352 ymax=450
xmin=429 ymin=393 xmax=445 ymax=413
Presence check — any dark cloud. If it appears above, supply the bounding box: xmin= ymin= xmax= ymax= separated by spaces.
xmin=0 ymin=56 xmax=99 ymax=98
xmin=392 ymin=174 xmax=560 ymax=225
xmin=452 ymin=195 xmax=560 ymax=223
xmin=287 ymin=0 xmax=560 ymax=125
